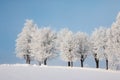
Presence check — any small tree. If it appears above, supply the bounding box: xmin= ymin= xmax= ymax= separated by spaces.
xmin=58 ymin=28 xmax=77 ymax=67
xmin=74 ymin=32 xmax=90 ymax=67
xmin=31 ymin=27 xmax=57 ymax=65
xmin=15 ymin=19 xmax=37 ymax=64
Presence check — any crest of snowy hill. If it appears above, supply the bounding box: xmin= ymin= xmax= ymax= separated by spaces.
xmin=0 ymin=64 xmax=120 ymax=80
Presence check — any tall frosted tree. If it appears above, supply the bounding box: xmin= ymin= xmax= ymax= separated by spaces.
xmin=107 ymin=12 xmax=120 ymax=70
xmin=58 ymin=28 xmax=77 ymax=67
xmin=15 ymin=19 xmax=37 ymax=64
xmin=96 ymin=27 xmax=109 ymax=70
xmin=91 ymin=28 xmax=99 ymax=68
xmin=74 ymin=32 xmax=90 ymax=67
xmin=101 ymin=28 xmax=109 ymax=70
xmin=31 ymin=27 xmax=57 ymax=65
xmin=91 ymin=27 xmax=107 ymax=68
xmin=105 ymin=28 xmax=115 ymax=70
xmin=90 ymin=12 xmax=120 ymax=70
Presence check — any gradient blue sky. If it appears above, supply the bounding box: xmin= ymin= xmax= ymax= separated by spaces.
xmin=0 ymin=0 xmax=120 ymax=67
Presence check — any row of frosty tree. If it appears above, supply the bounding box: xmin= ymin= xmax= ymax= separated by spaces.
xmin=16 ymin=12 xmax=120 ymax=70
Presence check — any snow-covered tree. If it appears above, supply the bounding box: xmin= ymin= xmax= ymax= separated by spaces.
xmin=91 ymin=27 xmax=108 ymax=68
xmin=58 ymin=28 xmax=77 ymax=67
xmin=97 ymin=28 xmax=109 ymax=70
xmin=107 ymin=12 xmax=120 ymax=70
xmin=91 ymin=12 xmax=120 ymax=70
xmin=105 ymin=28 xmax=116 ymax=70
xmin=15 ymin=19 xmax=37 ymax=64
xmin=31 ymin=27 xmax=57 ymax=65
xmin=74 ymin=32 xmax=90 ymax=67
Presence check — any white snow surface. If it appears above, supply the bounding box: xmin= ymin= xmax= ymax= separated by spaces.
xmin=0 ymin=64 xmax=120 ymax=80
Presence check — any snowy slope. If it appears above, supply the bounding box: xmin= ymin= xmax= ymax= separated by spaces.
xmin=0 ymin=64 xmax=120 ymax=80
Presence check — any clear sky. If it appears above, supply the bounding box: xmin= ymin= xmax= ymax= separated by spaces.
xmin=0 ymin=0 xmax=120 ymax=67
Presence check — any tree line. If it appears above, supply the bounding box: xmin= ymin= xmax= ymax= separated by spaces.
xmin=15 ymin=12 xmax=120 ymax=70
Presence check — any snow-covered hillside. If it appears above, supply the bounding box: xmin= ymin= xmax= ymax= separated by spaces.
xmin=0 ymin=64 xmax=120 ymax=80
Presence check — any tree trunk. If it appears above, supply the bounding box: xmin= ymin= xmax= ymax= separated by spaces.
xmin=71 ymin=61 xmax=73 ymax=67
xmin=95 ymin=58 xmax=99 ymax=68
xmin=94 ymin=54 xmax=99 ymax=68
xmin=96 ymin=60 xmax=99 ymax=68
xmin=44 ymin=58 xmax=47 ymax=65
xmin=80 ymin=55 xmax=84 ymax=67
xmin=26 ymin=55 xmax=30 ymax=64
xmin=68 ymin=61 xmax=70 ymax=67
xmin=106 ymin=59 xmax=108 ymax=70
xmin=39 ymin=62 xmax=41 ymax=66
xmin=81 ymin=59 xmax=84 ymax=67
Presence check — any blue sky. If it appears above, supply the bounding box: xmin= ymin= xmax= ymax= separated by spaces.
xmin=0 ymin=0 xmax=120 ymax=67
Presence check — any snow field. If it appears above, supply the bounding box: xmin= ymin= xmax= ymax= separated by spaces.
xmin=0 ymin=64 xmax=120 ymax=80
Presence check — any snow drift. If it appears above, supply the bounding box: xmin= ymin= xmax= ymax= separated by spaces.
xmin=0 ymin=64 xmax=120 ymax=80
